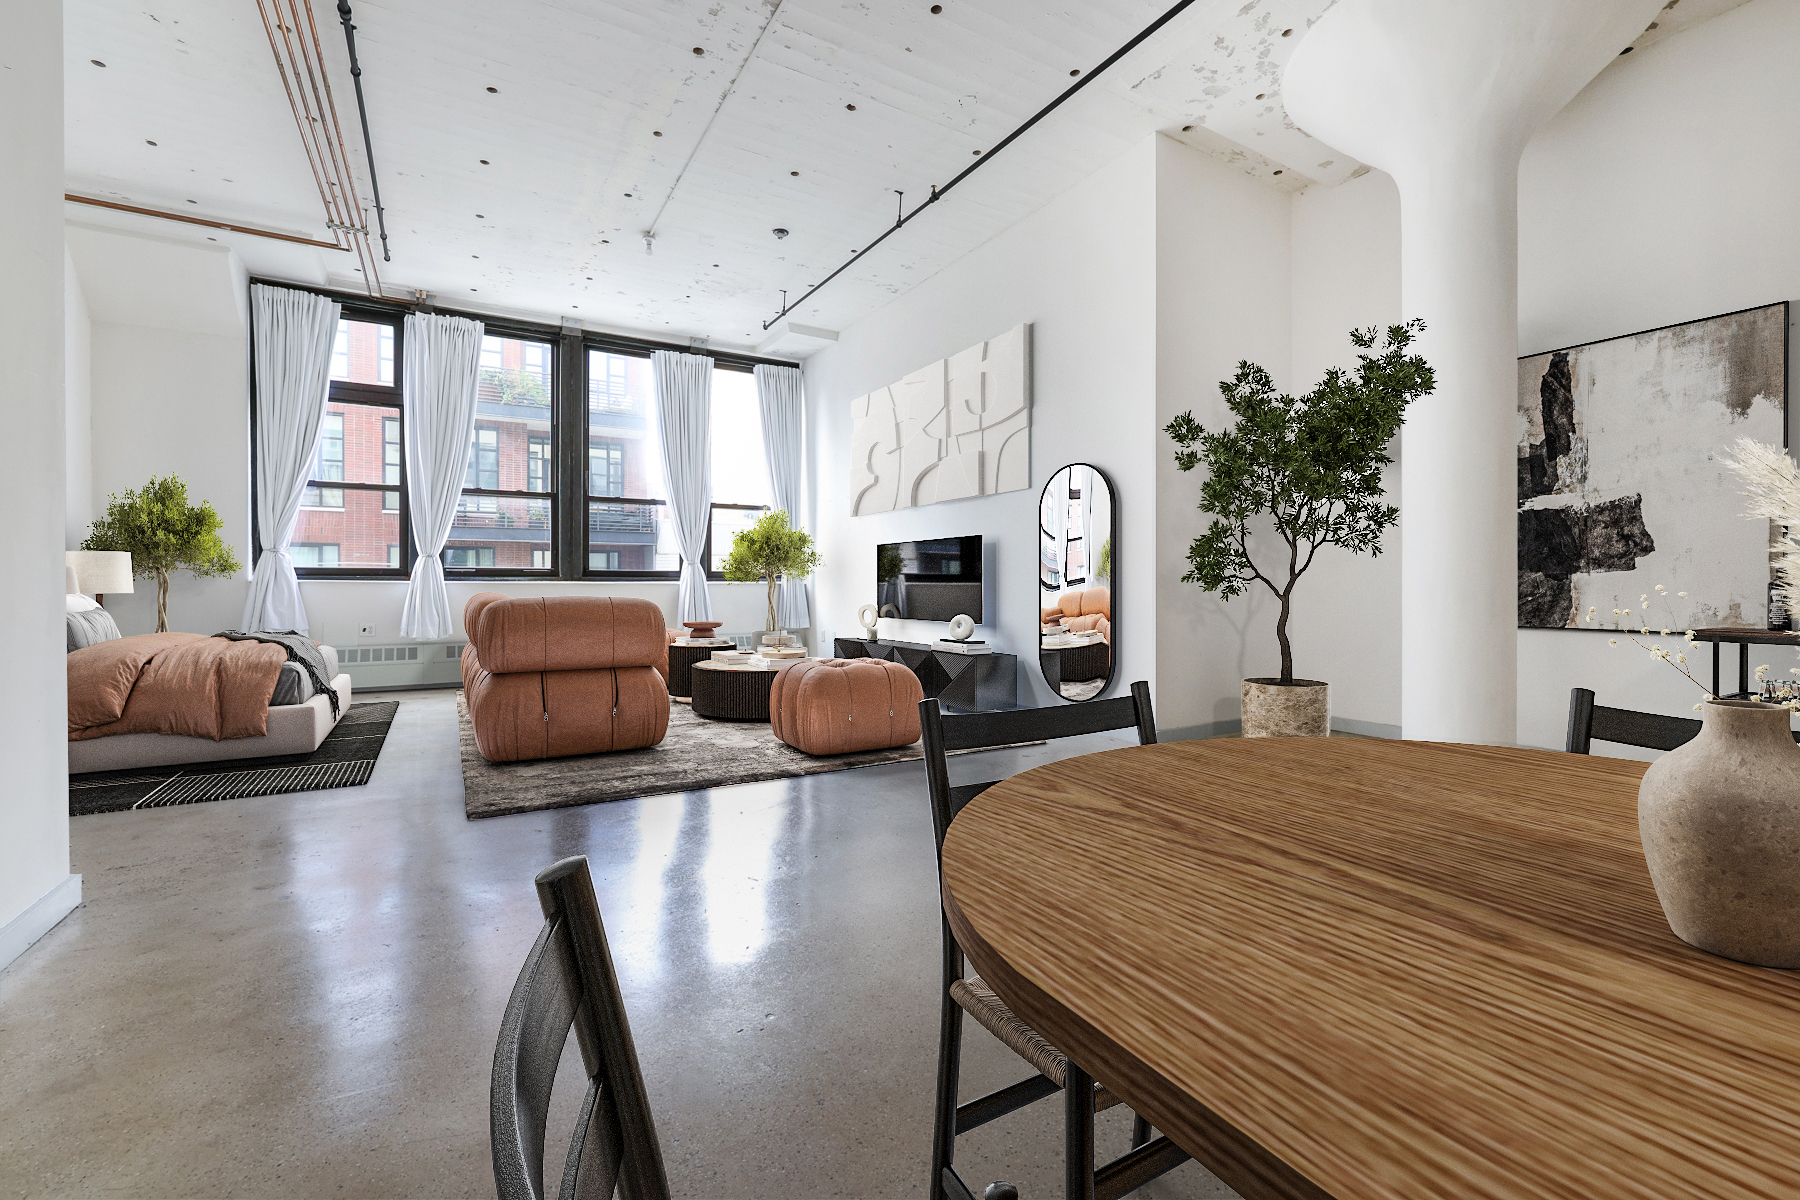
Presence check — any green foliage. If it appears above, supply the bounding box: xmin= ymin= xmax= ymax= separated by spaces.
xmin=720 ymin=510 xmax=823 ymax=629
xmin=480 ymin=367 xmax=548 ymax=406
xmin=1165 ymin=320 xmax=1434 ymax=682
xmin=1096 ymin=537 xmax=1112 ymax=581
xmin=83 ymin=475 xmax=241 ymax=582
xmin=84 ymin=475 xmax=241 ymax=632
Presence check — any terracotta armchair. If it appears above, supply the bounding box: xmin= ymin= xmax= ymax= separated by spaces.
xmin=462 ymin=593 xmax=671 ymax=763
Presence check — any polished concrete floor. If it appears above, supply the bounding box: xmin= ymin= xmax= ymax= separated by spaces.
xmin=0 ymin=689 xmax=1240 ymax=1199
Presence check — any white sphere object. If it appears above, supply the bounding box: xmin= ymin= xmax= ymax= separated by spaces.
xmin=948 ymin=614 xmax=975 ymax=642
xmin=857 ymin=603 xmax=879 ymax=632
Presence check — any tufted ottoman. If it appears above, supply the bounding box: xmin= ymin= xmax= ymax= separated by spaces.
xmin=769 ymin=658 xmax=924 ymax=756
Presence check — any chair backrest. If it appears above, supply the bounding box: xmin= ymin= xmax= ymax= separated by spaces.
xmin=918 ymin=681 xmax=1156 ymax=856
xmin=492 ymin=856 xmax=671 ymax=1200
xmin=1565 ymin=687 xmax=1701 ymax=754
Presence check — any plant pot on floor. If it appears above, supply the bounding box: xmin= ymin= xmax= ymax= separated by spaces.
xmin=1242 ymin=678 xmax=1330 ymax=738
xmin=1639 ymin=698 xmax=1800 ymax=968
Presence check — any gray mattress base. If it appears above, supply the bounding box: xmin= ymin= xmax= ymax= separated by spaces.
xmin=68 ymin=675 xmax=354 ymax=775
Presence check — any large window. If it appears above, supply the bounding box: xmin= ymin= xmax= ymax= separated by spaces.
xmin=445 ymin=334 xmax=555 ymax=575
xmin=706 ymin=367 xmax=773 ymax=574
xmin=586 ymin=349 xmax=676 ymax=575
xmin=292 ymin=316 xmax=406 ymax=576
xmin=263 ymin=290 xmax=799 ymax=586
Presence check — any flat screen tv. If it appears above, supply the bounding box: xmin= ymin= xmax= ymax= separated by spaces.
xmin=875 ymin=537 xmax=983 ymax=624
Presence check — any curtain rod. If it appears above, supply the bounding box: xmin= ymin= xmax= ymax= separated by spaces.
xmin=760 ymin=0 xmax=1199 ymax=330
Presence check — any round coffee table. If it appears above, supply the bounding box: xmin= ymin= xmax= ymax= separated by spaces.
xmin=690 ymin=659 xmax=792 ymax=721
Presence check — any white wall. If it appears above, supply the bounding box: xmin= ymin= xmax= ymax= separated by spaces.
xmin=1513 ymin=0 xmax=1800 ymax=750
xmin=804 ymin=138 xmax=1161 ymax=711
xmin=1153 ymin=136 xmax=1296 ymax=735
xmin=0 ymin=0 xmax=77 ymax=968
xmin=64 ymin=249 xmax=92 ymax=546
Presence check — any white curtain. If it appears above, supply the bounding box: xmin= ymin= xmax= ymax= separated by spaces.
xmin=755 ymin=363 xmax=810 ymax=630
xmin=243 ymin=283 xmax=339 ymax=634
xmin=654 ymin=351 xmax=714 ymax=623
xmin=399 ymin=312 xmax=485 ymax=640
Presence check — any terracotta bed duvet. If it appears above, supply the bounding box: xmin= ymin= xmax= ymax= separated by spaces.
xmin=69 ymin=632 xmax=289 ymax=742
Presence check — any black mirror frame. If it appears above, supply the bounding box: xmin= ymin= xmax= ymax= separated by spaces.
xmin=1037 ymin=462 xmax=1117 ymax=703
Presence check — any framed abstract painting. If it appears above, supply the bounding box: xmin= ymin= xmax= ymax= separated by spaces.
xmin=1518 ymin=301 xmax=1789 ymax=630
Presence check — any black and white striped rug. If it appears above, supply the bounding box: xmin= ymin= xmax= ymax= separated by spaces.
xmin=69 ymin=702 xmax=399 ymax=816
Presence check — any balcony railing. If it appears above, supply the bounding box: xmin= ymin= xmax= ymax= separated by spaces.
xmin=589 ymin=505 xmax=658 ymax=534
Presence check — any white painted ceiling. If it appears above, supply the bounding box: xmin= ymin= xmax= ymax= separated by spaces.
xmin=63 ymin=0 xmax=1742 ymax=352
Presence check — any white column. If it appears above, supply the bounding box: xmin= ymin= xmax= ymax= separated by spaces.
xmin=1283 ymin=0 xmax=1664 ymax=744
xmin=0 ymin=0 xmax=80 ymax=970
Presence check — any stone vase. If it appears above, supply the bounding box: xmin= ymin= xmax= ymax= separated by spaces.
xmin=1638 ymin=699 xmax=1800 ymax=968
xmin=1241 ymin=678 xmax=1330 ymax=738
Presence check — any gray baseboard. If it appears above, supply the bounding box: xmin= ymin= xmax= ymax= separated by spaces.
xmin=0 ymin=873 xmax=82 ymax=974
xmin=1331 ymin=716 xmax=1402 ymax=739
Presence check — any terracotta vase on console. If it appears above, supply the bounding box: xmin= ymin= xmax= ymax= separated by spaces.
xmin=1638 ymin=698 xmax=1800 ymax=968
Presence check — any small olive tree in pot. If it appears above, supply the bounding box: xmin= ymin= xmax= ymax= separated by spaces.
xmin=720 ymin=509 xmax=823 ymax=631
xmin=82 ymin=475 xmax=242 ymax=633
xmin=1165 ymin=320 xmax=1433 ymax=736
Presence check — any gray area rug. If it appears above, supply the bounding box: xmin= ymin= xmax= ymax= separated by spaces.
xmin=459 ymin=694 xmax=926 ymax=819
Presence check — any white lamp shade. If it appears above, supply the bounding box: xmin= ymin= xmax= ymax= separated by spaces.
xmin=67 ymin=550 xmax=134 ymax=594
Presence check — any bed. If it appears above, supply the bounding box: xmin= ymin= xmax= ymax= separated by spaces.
xmin=65 ymin=565 xmax=354 ymax=774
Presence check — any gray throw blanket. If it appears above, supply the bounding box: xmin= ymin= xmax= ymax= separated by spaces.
xmin=214 ymin=630 xmax=339 ymax=718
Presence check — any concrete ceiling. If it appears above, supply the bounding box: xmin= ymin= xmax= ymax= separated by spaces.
xmin=63 ymin=0 xmax=1741 ymax=353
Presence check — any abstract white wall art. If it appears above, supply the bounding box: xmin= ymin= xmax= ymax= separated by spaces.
xmin=850 ymin=323 xmax=1030 ymax=516
xmin=1517 ymin=302 xmax=1789 ymax=629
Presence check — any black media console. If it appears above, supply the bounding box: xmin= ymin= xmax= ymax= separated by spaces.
xmin=832 ymin=638 xmax=1018 ymax=712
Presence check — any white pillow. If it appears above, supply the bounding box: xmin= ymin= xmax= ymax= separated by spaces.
xmin=66 ymin=593 xmax=100 ymax=613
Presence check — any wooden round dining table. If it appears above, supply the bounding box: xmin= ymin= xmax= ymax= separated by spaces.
xmin=939 ymin=737 xmax=1800 ymax=1200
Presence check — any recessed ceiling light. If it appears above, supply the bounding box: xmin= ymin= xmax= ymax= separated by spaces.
xmin=972 ymin=150 xmax=981 ymax=156
xmin=1070 ymin=69 xmax=1080 ymax=76
xmin=846 ymin=103 xmax=856 ymax=111
xmin=1255 ymin=93 xmax=1266 ymax=100
xmin=1273 ymin=169 xmax=1283 ymax=175
xmin=91 ymin=59 xmax=106 ymax=67
xmin=476 ymin=213 xmax=484 ymax=218
xmin=601 ymin=240 xmax=609 ymax=244
xmin=1181 ymin=125 xmax=1193 ymax=132
xmin=692 ymin=46 xmax=704 ymax=55
xmin=624 ymin=193 xmax=632 ymax=198
xmin=486 ymin=86 xmax=498 ymax=93
xmin=791 ymin=170 xmax=799 ymax=176
xmin=146 ymin=139 xmax=157 ymax=146
xmin=471 ymin=288 xmax=478 ymax=291
xmin=1281 ymin=27 xmax=1293 ymax=36
xmin=712 ymin=263 xmax=719 ymax=267
xmin=207 ymin=236 xmax=216 ymax=241
xmin=587 ymin=276 xmax=593 ymax=279
xmin=1620 ymin=45 xmax=1634 ymax=54
xmin=931 ymin=4 xmax=942 ymax=11
xmin=653 ymin=131 xmax=663 ymax=136
xmin=186 ymin=199 xmax=196 ymax=204
xmin=772 ymin=228 xmax=789 ymax=238
xmin=480 ymin=159 xmax=490 ymax=165
xmin=472 ymin=254 xmax=479 ymax=258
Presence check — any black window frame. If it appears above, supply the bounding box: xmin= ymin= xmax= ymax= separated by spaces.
xmin=290 ymin=305 xmax=411 ymax=581
xmin=250 ymin=280 xmax=798 ymax=584
xmin=446 ymin=324 xmax=560 ymax=581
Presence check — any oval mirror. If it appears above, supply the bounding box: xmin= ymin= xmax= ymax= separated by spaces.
xmin=1038 ymin=463 xmax=1115 ymax=701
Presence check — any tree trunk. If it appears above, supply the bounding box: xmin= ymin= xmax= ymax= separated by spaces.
xmin=156 ymin=569 xmax=170 ymax=633
xmin=766 ymin=573 xmax=779 ymax=631
xmin=1275 ymin=592 xmax=1294 ymax=685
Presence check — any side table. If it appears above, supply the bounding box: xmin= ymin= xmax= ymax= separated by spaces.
xmin=667 ymin=643 xmax=725 ymax=700
xmin=690 ymin=659 xmax=787 ymax=721
xmin=1689 ymin=627 xmax=1800 ymax=698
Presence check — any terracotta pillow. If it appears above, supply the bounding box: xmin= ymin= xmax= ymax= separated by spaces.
xmin=1080 ymin=587 xmax=1111 ymax=618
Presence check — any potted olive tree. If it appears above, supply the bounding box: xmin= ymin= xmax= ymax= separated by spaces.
xmin=1165 ymin=321 xmax=1433 ymax=736
xmin=82 ymin=475 xmax=242 ymax=633
xmin=720 ymin=509 xmax=823 ymax=632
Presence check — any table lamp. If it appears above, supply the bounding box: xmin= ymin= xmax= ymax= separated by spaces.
xmin=67 ymin=550 xmax=134 ymax=606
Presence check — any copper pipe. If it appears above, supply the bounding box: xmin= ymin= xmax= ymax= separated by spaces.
xmin=64 ymin=194 xmax=351 ymax=250
xmin=252 ymin=0 xmax=343 ymax=244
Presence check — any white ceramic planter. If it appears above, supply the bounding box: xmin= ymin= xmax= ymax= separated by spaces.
xmin=1639 ymin=698 xmax=1800 ymax=967
xmin=1241 ymin=678 xmax=1330 ymax=738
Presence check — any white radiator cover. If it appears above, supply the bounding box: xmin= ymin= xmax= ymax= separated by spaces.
xmin=332 ymin=642 xmax=465 ymax=688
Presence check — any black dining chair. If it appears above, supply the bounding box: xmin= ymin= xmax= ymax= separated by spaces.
xmin=492 ymin=855 xmax=671 ymax=1200
xmin=1565 ymin=687 xmax=1703 ymax=754
xmin=920 ymin=683 xmax=1189 ymax=1200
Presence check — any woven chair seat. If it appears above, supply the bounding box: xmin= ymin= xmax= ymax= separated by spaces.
xmin=949 ymin=977 xmax=1122 ymax=1112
